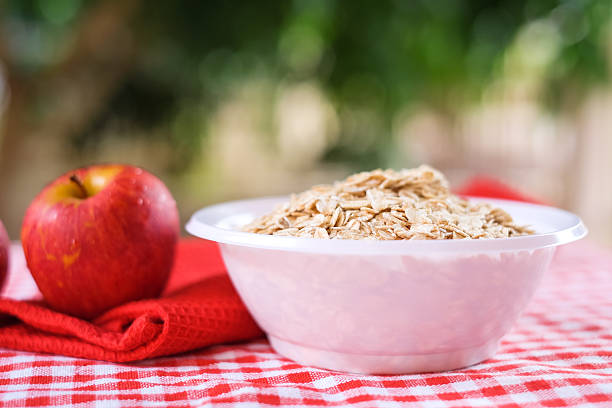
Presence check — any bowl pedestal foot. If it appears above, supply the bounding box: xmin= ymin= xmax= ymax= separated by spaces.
xmin=269 ymin=335 xmax=500 ymax=375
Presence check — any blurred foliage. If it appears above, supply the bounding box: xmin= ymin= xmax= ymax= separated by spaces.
xmin=1 ymin=0 xmax=610 ymax=170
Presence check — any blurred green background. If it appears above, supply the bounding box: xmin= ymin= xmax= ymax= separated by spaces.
xmin=0 ymin=0 xmax=611 ymax=245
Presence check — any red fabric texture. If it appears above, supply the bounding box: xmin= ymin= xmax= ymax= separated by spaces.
xmin=455 ymin=176 xmax=545 ymax=204
xmin=0 ymin=240 xmax=263 ymax=362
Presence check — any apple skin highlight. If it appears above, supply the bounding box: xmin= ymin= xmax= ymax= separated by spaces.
xmin=21 ymin=165 xmax=180 ymax=319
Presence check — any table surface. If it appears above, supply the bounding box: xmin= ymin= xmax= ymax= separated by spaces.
xmin=0 ymin=241 xmax=611 ymax=408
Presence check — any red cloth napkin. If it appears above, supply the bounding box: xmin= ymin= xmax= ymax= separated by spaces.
xmin=455 ymin=176 xmax=545 ymax=204
xmin=0 ymin=239 xmax=263 ymax=362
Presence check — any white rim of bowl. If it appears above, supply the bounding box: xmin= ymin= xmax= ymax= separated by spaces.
xmin=185 ymin=196 xmax=587 ymax=255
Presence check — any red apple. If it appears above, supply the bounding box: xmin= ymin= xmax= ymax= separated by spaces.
xmin=0 ymin=220 xmax=9 ymax=292
xmin=21 ymin=165 xmax=179 ymax=319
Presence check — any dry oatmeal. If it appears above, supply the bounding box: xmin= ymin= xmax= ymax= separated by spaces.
xmin=243 ymin=165 xmax=533 ymax=240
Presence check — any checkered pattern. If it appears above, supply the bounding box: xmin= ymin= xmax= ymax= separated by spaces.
xmin=0 ymin=241 xmax=610 ymax=407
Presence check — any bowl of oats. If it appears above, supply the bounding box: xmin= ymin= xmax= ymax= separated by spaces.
xmin=186 ymin=165 xmax=586 ymax=374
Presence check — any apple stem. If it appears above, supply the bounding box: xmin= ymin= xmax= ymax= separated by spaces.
xmin=69 ymin=174 xmax=88 ymax=199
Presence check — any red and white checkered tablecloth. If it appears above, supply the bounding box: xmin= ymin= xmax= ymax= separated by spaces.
xmin=0 ymin=241 xmax=611 ymax=407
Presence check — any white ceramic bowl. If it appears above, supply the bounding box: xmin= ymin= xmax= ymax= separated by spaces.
xmin=186 ymin=196 xmax=586 ymax=374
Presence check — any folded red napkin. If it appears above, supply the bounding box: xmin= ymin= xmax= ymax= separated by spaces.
xmin=455 ymin=176 xmax=544 ymax=204
xmin=0 ymin=239 xmax=263 ymax=362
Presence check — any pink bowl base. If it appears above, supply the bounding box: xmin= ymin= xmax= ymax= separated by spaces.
xmin=269 ymin=335 xmax=500 ymax=375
